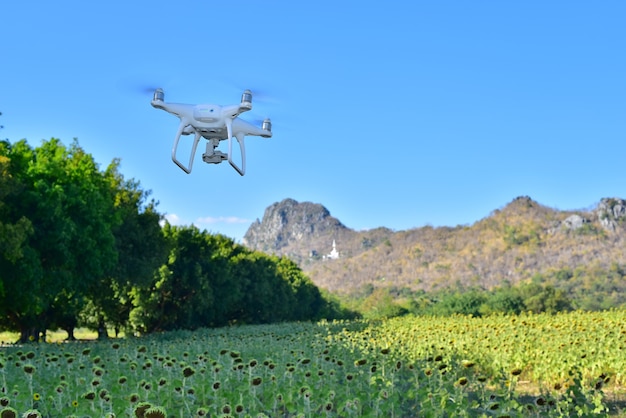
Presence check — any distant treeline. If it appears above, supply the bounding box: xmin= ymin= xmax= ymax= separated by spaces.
xmin=350 ymin=264 xmax=626 ymax=319
xmin=0 ymin=139 xmax=352 ymax=343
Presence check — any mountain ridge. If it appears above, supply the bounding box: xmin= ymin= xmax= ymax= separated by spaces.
xmin=243 ymin=196 xmax=626 ymax=294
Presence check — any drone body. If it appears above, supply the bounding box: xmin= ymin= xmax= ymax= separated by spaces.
xmin=151 ymin=89 xmax=272 ymax=175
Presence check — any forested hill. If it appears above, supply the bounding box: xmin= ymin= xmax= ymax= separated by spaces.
xmin=243 ymin=196 xmax=626 ymax=297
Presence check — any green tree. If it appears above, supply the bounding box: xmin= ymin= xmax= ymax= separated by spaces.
xmin=431 ymin=290 xmax=487 ymax=317
xmin=479 ymin=287 xmax=525 ymax=315
xmin=132 ymin=225 xmax=245 ymax=332
xmin=133 ymin=225 xmax=213 ymax=331
xmin=0 ymin=145 xmax=34 ymax=323
xmin=131 ymin=224 xmax=334 ymax=332
xmin=231 ymin=251 xmax=286 ymax=324
xmin=360 ymin=287 xmax=408 ymax=319
xmin=275 ymin=257 xmax=324 ymax=320
xmin=0 ymin=139 xmax=119 ymax=341
xmin=81 ymin=160 xmax=166 ymax=338
xmin=520 ymin=284 xmax=572 ymax=314
xmin=0 ymin=149 xmax=33 ymax=267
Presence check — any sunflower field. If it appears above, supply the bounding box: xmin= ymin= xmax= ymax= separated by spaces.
xmin=1 ymin=310 xmax=625 ymax=417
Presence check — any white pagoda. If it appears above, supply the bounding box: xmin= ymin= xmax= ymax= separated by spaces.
xmin=325 ymin=240 xmax=340 ymax=260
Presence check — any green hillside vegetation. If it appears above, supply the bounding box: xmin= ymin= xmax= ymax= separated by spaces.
xmin=0 ymin=139 xmax=350 ymax=343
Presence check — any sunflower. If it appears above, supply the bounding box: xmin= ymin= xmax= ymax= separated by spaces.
xmin=0 ymin=407 xmax=18 ymax=418
xmin=182 ymin=366 xmax=195 ymax=378
xmin=133 ymin=402 xmax=152 ymax=418
xmin=144 ymin=406 xmax=166 ymax=418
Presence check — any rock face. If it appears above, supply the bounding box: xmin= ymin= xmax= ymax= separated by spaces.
xmin=595 ymin=198 xmax=626 ymax=232
xmin=562 ymin=214 xmax=590 ymax=230
xmin=243 ymin=199 xmax=351 ymax=253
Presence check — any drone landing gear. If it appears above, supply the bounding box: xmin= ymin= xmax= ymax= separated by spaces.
xmin=171 ymin=124 xmax=246 ymax=175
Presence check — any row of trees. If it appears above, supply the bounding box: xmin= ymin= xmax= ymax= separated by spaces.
xmin=0 ymin=139 xmax=346 ymax=342
xmin=353 ymin=282 xmax=576 ymax=320
xmin=131 ymin=224 xmax=345 ymax=333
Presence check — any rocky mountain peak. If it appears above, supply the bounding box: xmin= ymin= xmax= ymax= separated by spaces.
xmin=595 ymin=197 xmax=626 ymax=232
xmin=242 ymin=198 xmax=350 ymax=252
xmin=500 ymin=195 xmax=540 ymax=213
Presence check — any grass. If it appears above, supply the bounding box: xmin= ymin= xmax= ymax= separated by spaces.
xmin=1 ymin=329 xmax=101 ymax=345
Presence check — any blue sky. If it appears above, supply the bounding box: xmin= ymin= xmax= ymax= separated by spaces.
xmin=2 ymin=1 xmax=625 ymax=242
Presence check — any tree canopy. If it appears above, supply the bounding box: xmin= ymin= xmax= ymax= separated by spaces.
xmin=131 ymin=224 xmax=331 ymax=333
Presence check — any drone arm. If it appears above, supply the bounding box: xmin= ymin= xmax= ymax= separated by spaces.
xmin=152 ymin=100 xmax=193 ymax=119
xmin=171 ymin=122 xmax=201 ymax=174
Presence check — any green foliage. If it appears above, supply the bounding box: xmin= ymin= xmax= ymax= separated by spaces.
xmin=275 ymin=257 xmax=326 ymax=320
xmin=348 ymin=260 xmax=626 ymax=318
xmin=501 ymin=216 xmax=543 ymax=250
xmin=0 ymin=149 xmax=34 ymax=309
xmin=349 ymin=282 xmax=576 ymax=319
xmin=432 ymin=290 xmax=488 ymax=317
xmin=132 ymin=225 xmax=240 ymax=331
xmin=479 ymin=288 xmax=525 ymax=315
xmin=96 ymin=159 xmax=168 ymax=334
xmin=132 ymin=225 xmax=346 ymax=332
xmin=0 ymin=139 xmax=120 ymax=340
xmin=0 ymin=152 xmax=33 ymax=265
xmin=519 ymin=283 xmax=572 ymax=314
xmin=360 ymin=287 xmax=408 ymax=319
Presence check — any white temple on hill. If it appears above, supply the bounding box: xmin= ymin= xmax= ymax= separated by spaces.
xmin=324 ymin=240 xmax=340 ymax=260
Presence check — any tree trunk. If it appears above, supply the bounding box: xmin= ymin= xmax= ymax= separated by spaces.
xmin=97 ymin=318 xmax=108 ymax=340
xmin=64 ymin=326 xmax=76 ymax=341
xmin=18 ymin=326 xmax=40 ymax=343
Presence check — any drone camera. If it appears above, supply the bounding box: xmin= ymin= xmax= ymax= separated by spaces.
xmin=240 ymin=89 xmax=253 ymax=110
xmin=153 ymin=88 xmax=164 ymax=102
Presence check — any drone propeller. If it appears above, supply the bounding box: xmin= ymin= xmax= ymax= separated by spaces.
xmin=244 ymin=88 xmax=273 ymax=102
xmin=136 ymin=85 xmax=162 ymax=95
xmin=116 ymin=74 xmax=175 ymax=97
xmin=222 ymin=78 xmax=279 ymax=104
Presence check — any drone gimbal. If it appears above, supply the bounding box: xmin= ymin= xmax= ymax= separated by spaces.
xmin=151 ymin=88 xmax=272 ymax=175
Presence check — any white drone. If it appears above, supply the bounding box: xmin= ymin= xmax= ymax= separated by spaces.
xmin=151 ymin=88 xmax=272 ymax=175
